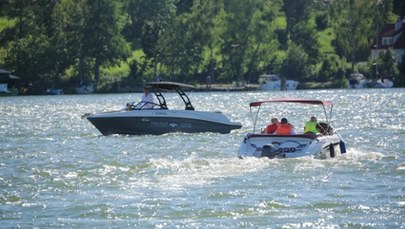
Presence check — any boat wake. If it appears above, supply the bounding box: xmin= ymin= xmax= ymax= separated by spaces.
xmin=343 ymin=148 xmax=385 ymax=162
xmin=145 ymin=157 xmax=273 ymax=191
xmin=117 ymin=145 xmax=395 ymax=193
xmin=121 ymin=148 xmax=386 ymax=193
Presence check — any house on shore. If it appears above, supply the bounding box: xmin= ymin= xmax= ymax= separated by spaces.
xmin=371 ymin=18 xmax=405 ymax=64
xmin=0 ymin=68 xmax=19 ymax=96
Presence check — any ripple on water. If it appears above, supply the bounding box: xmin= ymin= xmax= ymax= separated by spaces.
xmin=0 ymin=90 xmax=404 ymax=227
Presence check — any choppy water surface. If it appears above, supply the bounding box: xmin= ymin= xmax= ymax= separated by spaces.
xmin=1 ymin=89 xmax=404 ymax=228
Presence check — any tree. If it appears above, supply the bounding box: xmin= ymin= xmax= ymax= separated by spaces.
xmin=244 ymin=0 xmax=281 ymax=83
xmin=4 ymin=0 xmax=65 ymax=90
xmin=81 ymin=0 xmax=130 ymax=86
xmin=53 ymin=0 xmax=87 ymax=82
xmin=156 ymin=13 xmax=193 ymax=80
xmin=280 ymin=43 xmax=310 ymax=82
xmin=317 ymin=54 xmax=347 ymax=82
xmin=219 ymin=0 xmax=254 ymax=82
xmin=156 ymin=0 xmax=222 ymax=82
xmin=282 ymin=0 xmax=311 ymax=35
xmin=330 ymin=0 xmax=394 ymax=72
xmin=394 ymin=0 xmax=405 ymax=18
xmin=397 ymin=55 xmax=405 ymax=87
xmin=5 ymin=36 xmax=49 ymax=86
xmin=315 ymin=12 xmax=328 ymax=30
xmin=219 ymin=0 xmax=281 ymax=83
xmin=0 ymin=0 xmax=402 ymax=91
xmin=290 ymin=22 xmax=320 ymax=64
xmin=123 ymin=0 xmax=177 ymax=77
xmin=377 ymin=48 xmax=399 ymax=79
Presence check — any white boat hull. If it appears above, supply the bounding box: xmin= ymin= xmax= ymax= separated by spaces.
xmin=259 ymin=80 xmax=299 ymax=90
xmin=75 ymin=86 xmax=94 ymax=94
xmin=238 ymin=98 xmax=346 ymax=159
xmin=238 ymin=133 xmax=344 ymax=159
xmin=348 ymin=80 xmax=369 ymax=89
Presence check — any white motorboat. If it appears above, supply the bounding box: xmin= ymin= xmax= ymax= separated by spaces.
xmin=75 ymin=80 xmax=95 ymax=94
xmin=258 ymin=74 xmax=299 ymax=91
xmin=348 ymin=73 xmax=369 ymax=89
xmin=368 ymin=78 xmax=394 ymax=88
xmin=46 ymin=88 xmax=64 ymax=95
xmin=83 ymin=81 xmax=242 ymax=135
xmin=238 ymin=98 xmax=346 ymax=159
xmin=0 ymin=83 xmax=18 ymax=96
xmin=0 ymin=69 xmax=19 ymax=96
xmin=348 ymin=73 xmax=394 ymax=89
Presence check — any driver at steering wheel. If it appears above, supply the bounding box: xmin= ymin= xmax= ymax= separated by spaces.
xmin=126 ymin=86 xmax=155 ymax=110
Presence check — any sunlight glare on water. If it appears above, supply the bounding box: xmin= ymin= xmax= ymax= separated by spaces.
xmin=0 ymin=88 xmax=404 ymax=228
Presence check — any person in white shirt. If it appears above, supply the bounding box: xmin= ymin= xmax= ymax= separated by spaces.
xmin=140 ymin=86 xmax=154 ymax=108
xmin=126 ymin=86 xmax=154 ymax=110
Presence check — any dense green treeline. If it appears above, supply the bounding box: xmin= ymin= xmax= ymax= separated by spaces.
xmin=0 ymin=0 xmax=404 ymax=93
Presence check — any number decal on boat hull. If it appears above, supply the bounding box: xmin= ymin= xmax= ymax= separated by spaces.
xmin=272 ymin=141 xmax=306 ymax=153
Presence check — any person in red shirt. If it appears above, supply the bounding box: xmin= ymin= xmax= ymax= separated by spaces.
xmin=263 ymin=117 xmax=279 ymax=134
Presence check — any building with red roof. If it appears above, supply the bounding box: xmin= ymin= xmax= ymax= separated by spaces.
xmin=371 ymin=18 xmax=405 ymax=63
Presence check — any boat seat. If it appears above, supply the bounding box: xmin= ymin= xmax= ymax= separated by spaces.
xmin=318 ymin=122 xmax=334 ymax=135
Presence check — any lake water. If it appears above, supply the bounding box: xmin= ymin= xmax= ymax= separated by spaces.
xmin=1 ymin=89 xmax=404 ymax=228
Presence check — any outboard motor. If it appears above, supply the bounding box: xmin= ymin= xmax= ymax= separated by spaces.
xmin=261 ymin=144 xmax=278 ymax=158
xmin=339 ymin=141 xmax=347 ymax=154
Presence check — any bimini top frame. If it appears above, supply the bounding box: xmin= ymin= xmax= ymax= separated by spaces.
xmin=146 ymin=81 xmax=195 ymax=110
xmin=249 ymin=98 xmax=334 ymax=133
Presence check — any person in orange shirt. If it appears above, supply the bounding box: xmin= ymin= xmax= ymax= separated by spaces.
xmin=262 ymin=117 xmax=279 ymax=134
xmin=274 ymin=118 xmax=295 ymax=135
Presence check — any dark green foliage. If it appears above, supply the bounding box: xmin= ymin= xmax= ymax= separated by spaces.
xmin=393 ymin=0 xmax=405 ymax=19
xmin=318 ymin=54 xmax=347 ymax=82
xmin=81 ymin=0 xmax=130 ymax=83
xmin=282 ymin=0 xmax=311 ymax=34
xmin=397 ymin=55 xmax=405 ymax=86
xmin=378 ymin=49 xmax=399 ymax=78
xmin=315 ymin=13 xmax=328 ymax=30
xmin=280 ymin=43 xmax=310 ymax=82
xmin=0 ymin=0 xmax=402 ymax=92
xmin=290 ymin=22 xmax=320 ymax=64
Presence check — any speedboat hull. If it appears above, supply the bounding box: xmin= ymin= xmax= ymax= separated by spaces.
xmin=238 ymin=133 xmax=343 ymax=159
xmin=87 ymin=110 xmax=242 ymax=135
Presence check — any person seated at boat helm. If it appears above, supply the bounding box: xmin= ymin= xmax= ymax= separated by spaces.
xmin=304 ymin=116 xmax=321 ymax=134
xmin=126 ymin=86 xmax=155 ymax=110
xmin=140 ymin=86 xmax=154 ymax=108
xmin=262 ymin=117 xmax=279 ymax=134
xmin=275 ymin=118 xmax=295 ymax=135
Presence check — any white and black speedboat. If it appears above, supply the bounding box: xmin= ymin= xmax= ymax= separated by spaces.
xmin=238 ymin=98 xmax=346 ymax=159
xmin=83 ymin=82 xmax=242 ymax=135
